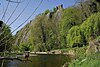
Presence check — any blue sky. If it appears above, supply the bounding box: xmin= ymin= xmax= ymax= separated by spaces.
xmin=0 ymin=0 xmax=76 ymax=35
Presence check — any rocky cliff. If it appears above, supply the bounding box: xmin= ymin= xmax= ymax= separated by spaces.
xmin=14 ymin=5 xmax=63 ymax=50
xmin=14 ymin=0 xmax=100 ymax=52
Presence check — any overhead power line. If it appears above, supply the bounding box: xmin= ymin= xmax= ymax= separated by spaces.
xmin=0 ymin=0 xmax=30 ymax=36
xmin=1 ymin=1 xmax=10 ymax=20
xmin=6 ymin=0 xmax=24 ymax=3
xmin=1 ymin=1 xmax=21 ymax=66
xmin=0 ymin=0 xmax=43 ymax=46
xmin=6 ymin=0 xmax=21 ymax=23
xmin=0 ymin=1 xmax=10 ymax=66
xmin=0 ymin=21 xmax=31 ymax=47
xmin=8 ymin=0 xmax=31 ymax=26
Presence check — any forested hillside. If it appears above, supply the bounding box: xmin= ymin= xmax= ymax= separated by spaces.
xmin=0 ymin=0 xmax=100 ymax=67
xmin=14 ymin=0 xmax=100 ymax=53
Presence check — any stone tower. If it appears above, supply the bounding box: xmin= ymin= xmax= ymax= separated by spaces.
xmin=56 ymin=4 xmax=63 ymax=11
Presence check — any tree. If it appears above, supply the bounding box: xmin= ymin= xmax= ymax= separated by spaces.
xmin=81 ymin=12 xmax=100 ymax=41
xmin=53 ymin=7 xmax=57 ymax=12
xmin=67 ymin=12 xmax=100 ymax=47
xmin=44 ymin=9 xmax=50 ymax=15
xmin=19 ymin=41 xmax=33 ymax=51
xmin=0 ymin=22 xmax=13 ymax=52
xmin=67 ymin=26 xmax=86 ymax=47
xmin=59 ymin=7 xmax=83 ymax=47
xmin=31 ymin=13 xmax=61 ymax=51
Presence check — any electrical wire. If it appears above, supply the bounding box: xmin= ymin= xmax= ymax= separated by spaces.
xmin=0 ymin=1 xmax=10 ymax=67
xmin=0 ymin=0 xmax=21 ymax=36
xmin=0 ymin=0 xmax=43 ymax=66
xmin=1 ymin=1 xmax=10 ymax=20
xmin=0 ymin=0 xmax=31 ymax=36
xmin=6 ymin=0 xmax=21 ymax=24
xmin=0 ymin=0 xmax=43 ymax=47
xmin=8 ymin=0 xmax=31 ymax=26
xmin=0 ymin=21 xmax=31 ymax=47
xmin=6 ymin=0 xmax=24 ymax=3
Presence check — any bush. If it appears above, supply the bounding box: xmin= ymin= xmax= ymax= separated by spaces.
xmin=67 ymin=12 xmax=100 ymax=47
xmin=19 ymin=42 xmax=32 ymax=51
xmin=69 ymin=52 xmax=100 ymax=67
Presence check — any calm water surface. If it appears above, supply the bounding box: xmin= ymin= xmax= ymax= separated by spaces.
xmin=0 ymin=54 xmax=67 ymax=67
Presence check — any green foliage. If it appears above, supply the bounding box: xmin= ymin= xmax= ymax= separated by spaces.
xmin=12 ymin=45 xmax=19 ymax=52
xmin=81 ymin=12 xmax=100 ymax=41
xmin=89 ymin=0 xmax=100 ymax=12
xmin=44 ymin=9 xmax=50 ymax=15
xmin=67 ymin=26 xmax=86 ymax=47
xmin=60 ymin=7 xmax=82 ymax=34
xmin=14 ymin=0 xmax=100 ymax=52
xmin=59 ymin=7 xmax=83 ymax=47
xmin=73 ymin=47 xmax=87 ymax=60
xmin=96 ymin=36 xmax=100 ymax=41
xmin=67 ymin=12 xmax=100 ymax=47
xmin=0 ymin=23 xmax=13 ymax=51
xmin=30 ymin=14 xmax=61 ymax=51
xmin=59 ymin=0 xmax=100 ymax=48
xmin=53 ymin=7 xmax=57 ymax=12
xmin=69 ymin=52 xmax=100 ymax=67
xmin=19 ymin=41 xmax=32 ymax=51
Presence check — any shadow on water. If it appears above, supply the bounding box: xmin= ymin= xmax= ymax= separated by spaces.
xmin=0 ymin=54 xmax=68 ymax=67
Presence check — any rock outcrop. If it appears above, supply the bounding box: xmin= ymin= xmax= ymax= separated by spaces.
xmin=86 ymin=40 xmax=100 ymax=55
xmin=14 ymin=5 xmax=63 ymax=46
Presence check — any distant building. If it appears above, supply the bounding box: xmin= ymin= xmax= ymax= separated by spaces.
xmin=46 ymin=4 xmax=63 ymax=19
xmin=55 ymin=4 xmax=63 ymax=21
xmin=56 ymin=4 xmax=63 ymax=11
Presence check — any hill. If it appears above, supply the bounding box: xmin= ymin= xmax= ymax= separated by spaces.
xmin=14 ymin=0 xmax=100 ymax=52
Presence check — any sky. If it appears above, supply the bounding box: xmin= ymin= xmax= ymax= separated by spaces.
xmin=0 ymin=0 xmax=76 ymax=35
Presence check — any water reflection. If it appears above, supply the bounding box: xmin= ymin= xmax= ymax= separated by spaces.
xmin=0 ymin=54 xmax=67 ymax=67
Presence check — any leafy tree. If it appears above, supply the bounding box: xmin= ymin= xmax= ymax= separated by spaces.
xmin=31 ymin=13 xmax=61 ymax=51
xmin=81 ymin=12 xmax=100 ymax=41
xmin=44 ymin=9 xmax=50 ymax=15
xmin=19 ymin=41 xmax=32 ymax=51
xmin=67 ymin=26 xmax=86 ymax=47
xmin=14 ymin=0 xmax=100 ymax=52
xmin=59 ymin=7 xmax=83 ymax=47
xmin=53 ymin=7 xmax=57 ymax=12
xmin=0 ymin=22 xmax=13 ymax=52
xmin=67 ymin=12 xmax=100 ymax=47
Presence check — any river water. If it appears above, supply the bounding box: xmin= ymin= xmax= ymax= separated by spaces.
xmin=0 ymin=54 xmax=67 ymax=67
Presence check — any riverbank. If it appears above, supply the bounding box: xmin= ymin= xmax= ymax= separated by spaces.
xmin=29 ymin=50 xmax=75 ymax=57
xmin=68 ymin=52 xmax=100 ymax=67
xmin=62 ymin=39 xmax=100 ymax=67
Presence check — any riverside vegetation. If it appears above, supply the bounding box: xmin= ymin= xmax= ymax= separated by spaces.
xmin=0 ymin=0 xmax=100 ymax=67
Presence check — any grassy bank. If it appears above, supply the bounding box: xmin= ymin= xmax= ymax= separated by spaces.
xmin=69 ymin=52 xmax=100 ymax=67
xmin=61 ymin=45 xmax=100 ymax=67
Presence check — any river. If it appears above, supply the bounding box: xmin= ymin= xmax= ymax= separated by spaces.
xmin=0 ymin=54 xmax=67 ymax=67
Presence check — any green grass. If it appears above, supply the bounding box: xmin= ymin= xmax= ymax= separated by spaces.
xmin=0 ymin=52 xmax=23 ymax=57
xmin=69 ymin=52 xmax=100 ymax=67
